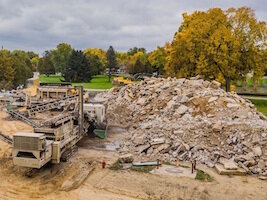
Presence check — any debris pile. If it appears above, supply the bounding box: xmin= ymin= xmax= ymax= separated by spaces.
xmin=97 ymin=77 xmax=267 ymax=176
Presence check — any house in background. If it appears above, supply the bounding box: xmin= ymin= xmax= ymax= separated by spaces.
xmin=118 ymin=65 xmax=128 ymax=74
xmin=105 ymin=65 xmax=128 ymax=75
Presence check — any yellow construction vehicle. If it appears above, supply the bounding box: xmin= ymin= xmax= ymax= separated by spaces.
xmin=14 ymin=76 xmax=40 ymax=112
xmin=112 ymin=76 xmax=135 ymax=86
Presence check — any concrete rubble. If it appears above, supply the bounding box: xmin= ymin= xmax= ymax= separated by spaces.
xmin=96 ymin=77 xmax=267 ymax=176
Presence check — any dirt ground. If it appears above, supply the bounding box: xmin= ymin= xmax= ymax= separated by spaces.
xmin=0 ymin=111 xmax=266 ymax=200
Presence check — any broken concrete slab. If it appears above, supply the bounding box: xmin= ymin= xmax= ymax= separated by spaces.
xmin=136 ymin=144 xmax=150 ymax=153
xmin=215 ymin=164 xmax=246 ymax=176
xmin=219 ymin=158 xmax=238 ymax=170
xmin=210 ymin=80 xmax=221 ymax=89
xmin=133 ymin=135 xmax=145 ymax=145
xmin=119 ymin=154 xmax=134 ymax=163
xmin=176 ymin=105 xmax=189 ymax=115
xmin=226 ymin=103 xmax=240 ymax=108
xmin=208 ymin=97 xmax=218 ymax=103
xmin=167 ymin=100 xmax=176 ymax=109
xmin=180 ymin=95 xmax=189 ymax=103
xmin=137 ymin=98 xmax=146 ymax=106
xmin=151 ymin=138 xmax=165 ymax=145
xmin=252 ymin=146 xmax=262 ymax=157
xmin=213 ymin=123 xmax=222 ymax=132
xmin=258 ymin=176 xmax=267 ymax=180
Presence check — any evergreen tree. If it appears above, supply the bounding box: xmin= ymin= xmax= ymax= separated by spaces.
xmin=106 ymin=46 xmax=117 ymax=82
xmin=64 ymin=50 xmax=91 ymax=82
xmin=86 ymin=53 xmax=103 ymax=76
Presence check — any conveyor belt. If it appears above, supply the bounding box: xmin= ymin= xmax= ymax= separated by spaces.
xmin=8 ymin=110 xmax=40 ymax=128
xmin=0 ymin=131 xmax=13 ymax=145
xmin=27 ymin=94 xmax=78 ymax=117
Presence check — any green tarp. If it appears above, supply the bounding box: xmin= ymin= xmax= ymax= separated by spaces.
xmin=93 ymin=129 xmax=106 ymax=139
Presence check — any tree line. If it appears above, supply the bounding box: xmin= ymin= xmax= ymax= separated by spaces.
xmin=0 ymin=50 xmax=37 ymax=89
xmin=33 ymin=44 xmax=166 ymax=83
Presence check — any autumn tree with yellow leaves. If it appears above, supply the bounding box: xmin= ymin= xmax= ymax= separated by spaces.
xmin=148 ymin=46 xmax=166 ymax=75
xmin=165 ymin=7 xmax=267 ymax=91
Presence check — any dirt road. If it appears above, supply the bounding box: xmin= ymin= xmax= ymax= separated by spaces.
xmin=0 ymin=111 xmax=266 ymax=200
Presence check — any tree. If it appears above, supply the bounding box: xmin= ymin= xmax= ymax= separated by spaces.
xmin=194 ymin=9 xmax=241 ymax=92
xmin=116 ymin=51 xmax=129 ymax=66
xmin=11 ymin=50 xmax=33 ymax=88
xmin=165 ymin=7 xmax=267 ymax=92
xmin=27 ymin=51 xmax=39 ymax=60
xmin=84 ymin=47 xmax=107 ymax=67
xmin=226 ymin=7 xmax=267 ymax=91
xmin=164 ymin=42 xmax=173 ymax=77
xmin=128 ymin=51 xmax=152 ymax=74
xmin=132 ymin=58 xmax=142 ymax=74
xmin=0 ymin=50 xmax=14 ymax=89
xmin=31 ymin=56 xmax=39 ymax=72
xmin=64 ymin=50 xmax=91 ymax=82
xmin=148 ymin=46 xmax=166 ymax=75
xmin=106 ymin=46 xmax=117 ymax=82
xmin=51 ymin=43 xmax=72 ymax=74
xmin=84 ymin=48 xmax=106 ymax=75
xmin=127 ymin=47 xmax=146 ymax=56
xmin=86 ymin=53 xmax=104 ymax=75
xmin=38 ymin=51 xmax=55 ymax=76
xmin=0 ymin=50 xmax=36 ymax=89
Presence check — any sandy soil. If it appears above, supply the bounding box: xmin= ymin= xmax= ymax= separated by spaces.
xmin=0 ymin=111 xmax=266 ymax=200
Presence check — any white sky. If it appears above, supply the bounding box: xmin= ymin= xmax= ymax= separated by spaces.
xmin=0 ymin=0 xmax=266 ymax=54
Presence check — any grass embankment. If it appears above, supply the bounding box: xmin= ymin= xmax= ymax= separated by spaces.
xmin=250 ymin=99 xmax=267 ymax=116
xmin=195 ymin=170 xmax=213 ymax=182
xmin=109 ymin=160 xmax=123 ymax=170
xmin=109 ymin=160 xmax=155 ymax=173
xmin=40 ymin=74 xmax=114 ymax=89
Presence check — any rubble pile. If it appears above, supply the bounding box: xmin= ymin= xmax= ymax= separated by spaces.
xmin=98 ymin=77 xmax=267 ymax=175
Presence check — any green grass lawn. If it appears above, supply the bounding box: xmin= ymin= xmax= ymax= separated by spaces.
xmin=40 ymin=74 xmax=114 ymax=89
xmin=250 ymin=99 xmax=267 ymax=116
xmin=40 ymin=74 xmax=63 ymax=83
xmin=72 ymin=75 xmax=113 ymax=89
xmin=236 ymin=77 xmax=267 ymax=87
xmin=236 ymin=77 xmax=267 ymax=95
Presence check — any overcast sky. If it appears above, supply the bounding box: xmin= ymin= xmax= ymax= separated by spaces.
xmin=0 ymin=0 xmax=266 ymax=54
